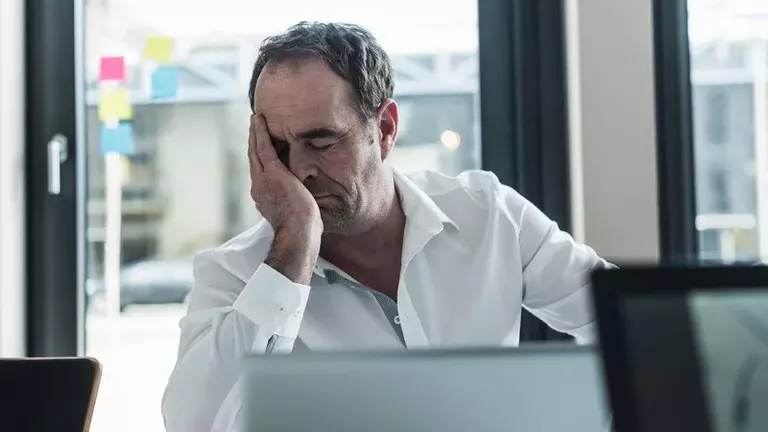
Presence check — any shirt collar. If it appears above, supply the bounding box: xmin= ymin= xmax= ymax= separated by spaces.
xmin=392 ymin=168 xmax=458 ymax=235
xmin=312 ymin=168 xmax=458 ymax=277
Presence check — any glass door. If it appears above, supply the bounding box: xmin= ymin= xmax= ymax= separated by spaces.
xmin=81 ymin=1 xmax=481 ymax=430
xmin=688 ymin=0 xmax=768 ymax=263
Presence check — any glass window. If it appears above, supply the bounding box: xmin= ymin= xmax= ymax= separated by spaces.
xmin=689 ymin=0 xmax=767 ymax=263
xmin=83 ymin=2 xmax=480 ymax=431
xmin=709 ymin=166 xmax=731 ymax=212
xmin=706 ymin=88 xmax=729 ymax=145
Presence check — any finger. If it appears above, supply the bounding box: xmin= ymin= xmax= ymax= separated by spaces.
xmin=248 ymin=116 xmax=263 ymax=174
xmin=253 ymin=114 xmax=281 ymax=168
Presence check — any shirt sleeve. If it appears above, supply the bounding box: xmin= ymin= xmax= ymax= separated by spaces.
xmin=495 ymin=181 xmax=614 ymax=344
xmin=161 ymin=251 xmax=310 ymax=432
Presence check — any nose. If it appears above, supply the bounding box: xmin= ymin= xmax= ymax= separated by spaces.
xmin=287 ymin=144 xmax=319 ymax=184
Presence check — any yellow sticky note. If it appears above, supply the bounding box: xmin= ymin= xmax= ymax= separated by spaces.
xmin=144 ymin=36 xmax=174 ymax=62
xmin=98 ymin=88 xmax=133 ymax=122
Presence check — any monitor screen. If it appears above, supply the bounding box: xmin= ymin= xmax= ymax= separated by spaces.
xmin=689 ymin=291 xmax=768 ymax=432
xmin=619 ymin=289 xmax=768 ymax=432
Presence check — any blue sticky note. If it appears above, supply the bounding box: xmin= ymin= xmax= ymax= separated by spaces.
xmin=100 ymin=123 xmax=134 ymax=155
xmin=151 ymin=66 xmax=180 ymax=99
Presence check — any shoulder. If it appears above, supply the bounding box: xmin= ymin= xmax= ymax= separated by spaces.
xmin=403 ymin=169 xmax=522 ymax=211
xmin=404 ymin=169 xmax=504 ymax=200
xmin=403 ymin=169 xmax=527 ymax=230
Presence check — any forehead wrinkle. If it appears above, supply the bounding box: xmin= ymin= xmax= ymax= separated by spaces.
xmin=255 ymin=101 xmax=317 ymax=116
xmin=282 ymin=121 xmax=298 ymax=143
xmin=258 ymin=105 xmax=354 ymax=140
xmin=255 ymin=104 xmax=309 ymax=142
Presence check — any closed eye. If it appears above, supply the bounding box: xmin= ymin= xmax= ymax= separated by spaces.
xmin=310 ymin=141 xmax=337 ymax=150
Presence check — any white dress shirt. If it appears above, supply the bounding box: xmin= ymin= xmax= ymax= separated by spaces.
xmin=161 ymin=168 xmax=611 ymax=432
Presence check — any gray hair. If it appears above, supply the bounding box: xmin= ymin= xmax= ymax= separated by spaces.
xmin=248 ymin=21 xmax=395 ymax=119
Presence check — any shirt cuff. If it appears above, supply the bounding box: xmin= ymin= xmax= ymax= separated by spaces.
xmin=232 ymin=263 xmax=310 ymax=339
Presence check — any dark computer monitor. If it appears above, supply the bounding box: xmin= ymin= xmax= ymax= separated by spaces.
xmin=592 ymin=266 xmax=768 ymax=432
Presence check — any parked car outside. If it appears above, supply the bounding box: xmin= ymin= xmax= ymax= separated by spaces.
xmin=87 ymin=259 xmax=194 ymax=311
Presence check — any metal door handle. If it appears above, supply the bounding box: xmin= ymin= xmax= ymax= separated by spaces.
xmin=47 ymin=134 xmax=69 ymax=195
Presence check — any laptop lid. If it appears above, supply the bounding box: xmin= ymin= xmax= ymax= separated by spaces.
xmin=591 ymin=265 xmax=768 ymax=432
xmin=243 ymin=345 xmax=611 ymax=432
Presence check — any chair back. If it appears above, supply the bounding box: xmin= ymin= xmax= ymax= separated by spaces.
xmin=0 ymin=357 xmax=102 ymax=432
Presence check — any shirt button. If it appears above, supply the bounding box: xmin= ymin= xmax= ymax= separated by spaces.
xmin=272 ymin=286 xmax=301 ymax=318
xmin=394 ymin=316 xmax=402 ymax=325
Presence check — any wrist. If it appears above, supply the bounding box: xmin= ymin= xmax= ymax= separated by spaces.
xmin=265 ymin=226 xmax=321 ymax=285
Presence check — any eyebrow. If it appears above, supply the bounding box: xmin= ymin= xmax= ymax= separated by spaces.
xmin=296 ymin=127 xmax=346 ymax=140
xmin=269 ymin=127 xmax=348 ymax=146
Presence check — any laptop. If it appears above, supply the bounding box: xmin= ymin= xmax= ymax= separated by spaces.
xmin=591 ymin=265 xmax=768 ymax=432
xmin=243 ymin=344 xmax=611 ymax=431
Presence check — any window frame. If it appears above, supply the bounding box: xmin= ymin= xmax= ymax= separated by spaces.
xmin=653 ymin=0 xmax=699 ymax=263
xmin=24 ymin=0 xmax=84 ymax=356
xmin=479 ymin=0 xmax=573 ymax=342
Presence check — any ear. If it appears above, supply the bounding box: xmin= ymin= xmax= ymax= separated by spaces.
xmin=375 ymin=99 xmax=398 ymax=161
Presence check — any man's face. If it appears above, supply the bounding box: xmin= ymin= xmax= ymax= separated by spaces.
xmin=252 ymin=59 xmax=391 ymax=233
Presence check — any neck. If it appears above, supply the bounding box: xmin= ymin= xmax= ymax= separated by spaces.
xmin=320 ymin=184 xmax=405 ymax=271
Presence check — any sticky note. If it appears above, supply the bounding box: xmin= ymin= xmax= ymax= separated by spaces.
xmin=98 ymin=88 xmax=133 ymax=122
xmin=100 ymin=123 xmax=134 ymax=155
xmin=144 ymin=36 xmax=174 ymax=62
xmin=150 ymin=66 xmax=180 ymax=99
xmin=99 ymin=56 xmax=125 ymax=82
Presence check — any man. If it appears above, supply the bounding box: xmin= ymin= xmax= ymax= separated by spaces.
xmin=162 ymin=21 xmax=611 ymax=432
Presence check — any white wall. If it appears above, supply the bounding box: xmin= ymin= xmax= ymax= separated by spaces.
xmin=0 ymin=0 xmax=27 ymax=356
xmin=566 ymin=0 xmax=661 ymax=263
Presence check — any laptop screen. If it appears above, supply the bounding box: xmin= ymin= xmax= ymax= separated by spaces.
xmin=620 ymin=289 xmax=768 ymax=432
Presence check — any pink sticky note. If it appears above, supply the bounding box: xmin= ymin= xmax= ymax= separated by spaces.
xmin=99 ymin=56 xmax=125 ymax=82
